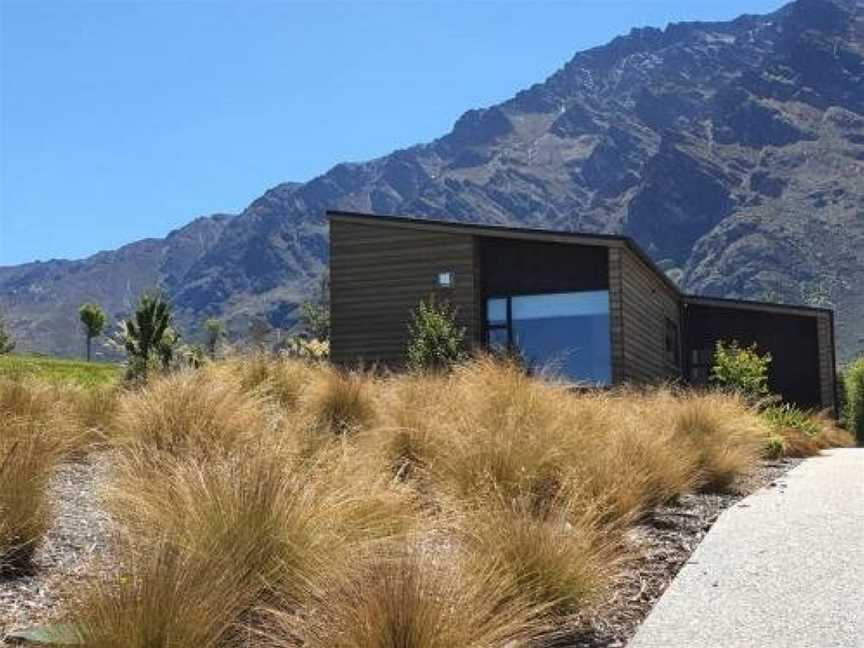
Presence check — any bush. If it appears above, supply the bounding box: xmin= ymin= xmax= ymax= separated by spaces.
xmin=406 ymin=297 xmax=466 ymax=371
xmin=842 ymin=357 xmax=864 ymax=445
xmin=710 ymin=340 xmax=772 ymax=400
xmin=761 ymin=404 xmax=855 ymax=457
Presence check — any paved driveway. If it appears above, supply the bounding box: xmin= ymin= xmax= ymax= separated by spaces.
xmin=629 ymin=449 xmax=864 ymax=648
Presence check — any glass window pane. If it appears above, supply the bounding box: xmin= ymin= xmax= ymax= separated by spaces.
xmin=487 ymin=327 xmax=508 ymax=351
xmin=510 ymin=291 xmax=611 ymax=385
xmin=486 ymin=298 xmax=507 ymax=326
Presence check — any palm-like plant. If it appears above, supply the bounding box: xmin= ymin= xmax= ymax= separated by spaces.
xmin=123 ymin=292 xmax=173 ymax=380
xmin=79 ymin=302 xmax=107 ymax=362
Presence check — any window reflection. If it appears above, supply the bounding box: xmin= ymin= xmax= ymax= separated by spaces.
xmin=486 ymin=290 xmax=611 ymax=385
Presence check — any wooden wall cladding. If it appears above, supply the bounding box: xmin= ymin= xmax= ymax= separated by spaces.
xmin=619 ymin=246 xmax=683 ymax=384
xmin=330 ymin=218 xmax=478 ymax=367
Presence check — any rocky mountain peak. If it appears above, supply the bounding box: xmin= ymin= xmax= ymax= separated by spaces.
xmin=2 ymin=0 xmax=862 ymax=362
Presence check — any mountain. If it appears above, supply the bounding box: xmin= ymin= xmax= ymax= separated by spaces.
xmin=2 ymin=0 xmax=862 ymax=363
xmin=0 ymin=215 xmax=231 ymax=358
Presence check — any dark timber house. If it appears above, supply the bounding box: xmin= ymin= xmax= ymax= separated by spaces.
xmin=329 ymin=211 xmax=838 ymax=412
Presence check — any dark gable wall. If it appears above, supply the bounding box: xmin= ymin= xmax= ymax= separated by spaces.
xmin=479 ymin=237 xmax=609 ymax=296
xmin=330 ymin=218 xmax=478 ymax=366
xmin=683 ymin=303 xmax=823 ymax=409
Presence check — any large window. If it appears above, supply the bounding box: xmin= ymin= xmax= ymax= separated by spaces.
xmin=486 ymin=290 xmax=611 ymax=385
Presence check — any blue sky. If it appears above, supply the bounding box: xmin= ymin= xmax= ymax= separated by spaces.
xmin=1 ymin=0 xmax=786 ymax=266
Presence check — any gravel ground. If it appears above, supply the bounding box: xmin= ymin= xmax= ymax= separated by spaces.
xmin=0 ymin=456 xmax=799 ymax=646
xmin=0 ymin=455 xmax=114 ymax=642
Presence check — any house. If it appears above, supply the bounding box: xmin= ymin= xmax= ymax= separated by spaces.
xmin=328 ymin=210 xmax=838 ymax=412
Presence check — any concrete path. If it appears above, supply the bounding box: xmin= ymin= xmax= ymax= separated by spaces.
xmin=629 ymin=449 xmax=864 ymax=648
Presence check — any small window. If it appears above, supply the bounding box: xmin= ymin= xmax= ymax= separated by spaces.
xmin=436 ymin=271 xmax=454 ymax=288
xmin=664 ymin=318 xmax=680 ymax=367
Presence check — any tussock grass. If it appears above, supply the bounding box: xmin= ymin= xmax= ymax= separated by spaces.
xmin=101 ymin=434 xmax=417 ymax=646
xmin=42 ymin=354 xmax=850 ymax=643
xmin=110 ymin=370 xmax=270 ymax=460
xmin=264 ymin=550 xmax=556 ymax=648
xmin=668 ymin=391 xmax=768 ymax=491
xmin=228 ymin=353 xmax=320 ymax=411
xmin=460 ymin=495 xmax=620 ymax=615
xmin=69 ymin=538 xmax=258 ymax=648
xmin=306 ymin=368 xmax=377 ymax=435
xmin=0 ymin=417 xmax=58 ymax=575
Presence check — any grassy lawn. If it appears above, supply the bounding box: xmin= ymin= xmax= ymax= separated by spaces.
xmin=0 ymin=353 xmax=121 ymax=387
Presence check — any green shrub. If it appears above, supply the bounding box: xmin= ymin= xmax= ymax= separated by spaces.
xmin=842 ymin=357 xmax=864 ymax=445
xmin=0 ymin=312 xmax=15 ymax=355
xmin=406 ymin=297 xmax=466 ymax=371
xmin=762 ymin=403 xmax=820 ymax=438
xmin=710 ymin=340 xmax=771 ymax=400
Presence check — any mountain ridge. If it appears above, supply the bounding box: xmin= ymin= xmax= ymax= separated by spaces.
xmin=2 ymin=0 xmax=862 ymax=362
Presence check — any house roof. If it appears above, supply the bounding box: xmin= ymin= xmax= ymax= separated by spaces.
xmin=327 ymin=210 xmax=833 ymax=317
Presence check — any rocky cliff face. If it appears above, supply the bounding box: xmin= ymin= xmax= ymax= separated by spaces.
xmin=2 ymin=0 xmax=862 ymax=362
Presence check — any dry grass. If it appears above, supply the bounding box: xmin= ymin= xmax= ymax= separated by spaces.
xmin=110 ymin=370 xmax=271 ymax=461
xmin=306 ymin=368 xmax=377 ymax=435
xmin=69 ymin=538 xmax=259 ymax=648
xmin=0 ymin=417 xmax=59 ymax=575
xmin=668 ymin=391 xmax=768 ymax=491
xmin=460 ymin=495 xmax=620 ymax=615
xmin=263 ymin=550 xmax=556 ymax=648
xmin=0 ymin=377 xmax=109 ymax=573
xmin=14 ymin=354 xmax=845 ymax=644
xmin=227 ymin=353 xmax=321 ymax=411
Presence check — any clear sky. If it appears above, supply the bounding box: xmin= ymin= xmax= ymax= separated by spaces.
xmin=1 ymin=0 xmax=787 ymax=266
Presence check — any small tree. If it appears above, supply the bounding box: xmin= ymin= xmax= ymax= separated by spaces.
xmin=203 ymin=318 xmax=224 ymax=359
xmin=157 ymin=326 xmax=180 ymax=371
xmin=710 ymin=340 xmax=772 ymax=401
xmin=121 ymin=292 xmax=173 ymax=381
xmin=78 ymin=302 xmax=107 ymax=362
xmin=0 ymin=312 xmax=14 ymax=355
xmin=249 ymin=317 xmax=271 ymax=352
xmin=406 ymin=296 xmax=466 ymax=372
xmin=842 ymin=357 xmax=864 ymax=446
xmin=299 ymin=273 xmax=330 ymax=341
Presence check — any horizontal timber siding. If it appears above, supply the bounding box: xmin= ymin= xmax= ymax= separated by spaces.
xmin=330 ymin=218 xmax=477 ymax=366
xmin=619 ymin=246 xmax=682 ymax=384
xmin=816 ymin=313 xmax=837 ymax=411
xmin=608 ymin=248 xmax=625 ymax=383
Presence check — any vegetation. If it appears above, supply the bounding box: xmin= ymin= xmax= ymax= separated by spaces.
xmin=203 ymin=318 xmax=225 ymax=359
xmin=0 ymin=354 xmax=120 ymax=388
xmin=119 ymin=292 xmax=175 ymax=381
xmin=710 ymin=340 xmax=772 ymax=400
xmin=78 ymin=303 xmax=107 ymax=362
xmin=1 ymin=353 xmax=853 ymax=644
xmin=406 ymin=296 xmax=466 ymax=371
xmin=0 ymin=312 xmax=15 ymax=355
xmin=761 ymin=403 xmax=854 ymax=458
xmin=0 ymin=373 xmax=118 ymax=575
xmin=299 ymin=273 xmax=330 ymax=342
xmin=842 ymin=357 xmax=864 ymax=445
